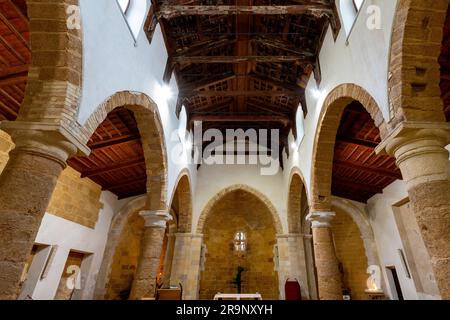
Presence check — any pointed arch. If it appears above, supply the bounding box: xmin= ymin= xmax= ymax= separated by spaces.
xmin=287 ymin=168 xmax=309 ymax=234
xmin=196 ymin=184 xmax=283 ymax=234
xmin=169 ymin=169 xmax=193 ymax=233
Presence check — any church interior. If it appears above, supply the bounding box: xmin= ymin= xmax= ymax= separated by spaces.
xmin=0 ymin=0 xmax=449 ymax=301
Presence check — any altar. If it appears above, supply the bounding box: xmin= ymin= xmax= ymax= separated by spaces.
xmin=213 ymin=293 xmax=262 ymax=300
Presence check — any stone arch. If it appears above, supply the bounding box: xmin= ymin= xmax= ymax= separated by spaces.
xmin=287 ymin=168 xmax=309 ymax=234
xmin=80 ymin=91 xmax=168 ymax=211
xmin=13 ymin=1 xmax=83 ymax=131
xmin=94 ymin=195 xmax=147 ymax=299
xmin=196 ymin=184 xmax=283 ymax=234
xmin=311 ymin=84 xmax=386 ymax=211
xmin=169 ymin=169 xmax=193 ymax=233
xmin=388 ymin=0 xmax=448 ymax=124
xmin=331 ymin=196 xmax=379 ymax=267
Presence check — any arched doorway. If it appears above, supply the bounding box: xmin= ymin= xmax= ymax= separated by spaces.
xmin=287 ymin=170 xmax=317 ymax=299
xmin=164 ymin=172 xmax=193 ymax=289
xmin=330 ymin=206 xmax=369 ymax=300
xmin=198 ymin=187 xmax=281 ymax=300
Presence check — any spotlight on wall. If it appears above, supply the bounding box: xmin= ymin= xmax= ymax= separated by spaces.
xmin=310 ymin=88 xmax=322 ymax=100
xmin=291 ymin=141 xmax=298 ymax=150
xmin=159 ymin=84 xmax=173 ymax=101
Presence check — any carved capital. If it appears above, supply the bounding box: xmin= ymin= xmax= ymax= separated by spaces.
xmin=139 ymin=210 xmax=172 ymax=228
xmin=306 ymin=211 xmax=335 ymax=228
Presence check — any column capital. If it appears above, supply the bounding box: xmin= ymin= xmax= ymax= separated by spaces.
xmin=1 ymin=121 xmax=90 ymax=156
xmin=376 ymin=121 xmax=450 ymax=157
xmin=375 ymin=121 xmax=450 ymax=187
xmin=139 ymin=210 xmax=172 ymax=228
xmin=2 ymin=128 xmax=78 ymax=168
xmin=306 ymin=211 xmax=335 ymax=228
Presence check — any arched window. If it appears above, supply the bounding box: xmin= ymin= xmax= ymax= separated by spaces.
xmin=118 ymin=0 xmax=130 ymax=14
xmin=353 ymin=0 xmax=364 ymax=11
xmin=234 ymin=232 xmax=247 ymax=252
xmin=116 ymin=0 xmax=147 ymax=40
xmin=340 ymin=0 xmax=365 ymax=37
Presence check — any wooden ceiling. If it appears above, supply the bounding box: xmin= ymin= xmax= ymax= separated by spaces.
xmin=332 ymin=102 xmax=402 ymax=203
xmin=0 ymin=2 xmax=448 ymax=202
xmin=68 ymin=108 xmax=147 ymax=199
xmin=0 ymin=0 xmax=29 ymax=121
xmin=154 ymin=0 xmax=338 ymax=153
xmin=440 ymin=5 xmax=450 ymax=122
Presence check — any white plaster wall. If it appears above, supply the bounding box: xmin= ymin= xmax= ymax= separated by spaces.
xmin=78 ymin=0 xmax=197 ymax=208
xmin=366 ymin=180 xmax=419 ymax=300
xmin=192 ymin=163 xmax=288 ymax=234
xmin=29 ymin=191 xmax=121 ymax=300
xmin=283 ymin=0 xmax=398 ymax=199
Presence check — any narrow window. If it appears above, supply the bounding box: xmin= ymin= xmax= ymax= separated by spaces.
xmin=234 ymin=231 xmax=247 ymax=252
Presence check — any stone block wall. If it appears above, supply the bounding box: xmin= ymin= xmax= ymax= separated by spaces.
xmin=104 ymin=212 xmax=144 ymax=300
xmin=46 ymin=166 xmax=103 ymax=228
xmin=331 ymin=207 xmax=369 ymax=300
xmin=0 ymin=130 xmax=14 ymax=173
xmin=199 ymin=190 xmax=279 ymax=300
xmin=1 ymin=130 xmax=103 ymax=229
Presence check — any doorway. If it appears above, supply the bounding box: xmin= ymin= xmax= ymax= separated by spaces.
xmin=386 ymin=266 xmax=404 ymax=300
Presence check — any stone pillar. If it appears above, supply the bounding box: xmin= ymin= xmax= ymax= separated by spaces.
xmin=161 ymin=224 xmax=176 ymax=287
xmin=276 ymin=234 xmax=309 ymax=299
xmin=129 ymin=210 xmax=172 ymax=300
xmin=0 ymin=130 xmax=77 ymax=299
xmin=306 ymin=211 xmax=343 ymax=300
xmin=170 ymin=233 xmax=204 ymax=300
xmin=379 ymin=125 xmax=450 ymax=299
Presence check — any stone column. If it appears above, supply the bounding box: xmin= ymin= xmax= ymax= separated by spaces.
xmin=161 ymin=224 xmax=176 ymax=287
xmin=306 ymin=211 xmax=343 ymax=300
xmin=129 ymin=210 xmax=172 ymax=300
xmin=170 ymin=233 xmax=204 ymax=300
xmin=379 ymin=125 xmax=450 ymax=299
xmin=0 ymin=130 xmax=77 ymax=299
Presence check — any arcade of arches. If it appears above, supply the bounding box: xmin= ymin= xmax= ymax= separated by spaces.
xmin=0 ymin=0 xmax=449 ymax=301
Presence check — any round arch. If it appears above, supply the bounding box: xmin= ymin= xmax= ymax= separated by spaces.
xmin=287 ymin=168 xmax=309 ymax=234
xmin=310 ymin=84 xmax=386 ymax=211
xmin=80 ymin=91 xmax=168 ymax=211
xmin=196 ymin=184 xmax=283 ymax=234
xmin=388 ymin=0 xmax=448 ymax=124
xmin=169 ymin=169 xmax=193 ymax=233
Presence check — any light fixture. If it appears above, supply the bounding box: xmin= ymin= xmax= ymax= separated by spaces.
xmin=291 ymin=141 xmax=298 ymax=150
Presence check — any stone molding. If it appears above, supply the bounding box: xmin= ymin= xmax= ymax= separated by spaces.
xmin=306 ymin=211 xmax=336 ymax=228
xmin=139 ymin=210 xmax=172 ymax=228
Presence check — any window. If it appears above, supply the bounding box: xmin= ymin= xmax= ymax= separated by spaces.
xmin=353 ymin=0 xmax=364 ymax=11
xmin=118 ymin=0 xmax=130 ymax=14
xmin=116 ymin=0 xmax=147 ymax=40
xmin=234 ymin=232 xmax=247 ymax=252
xmin=340 ymin=0 xmax=364 ymax=37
